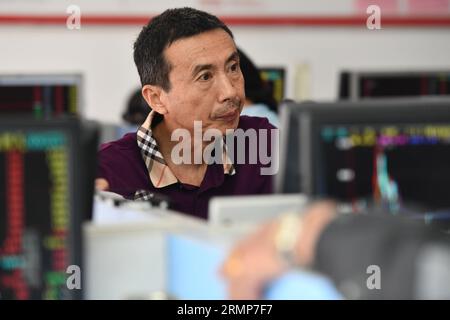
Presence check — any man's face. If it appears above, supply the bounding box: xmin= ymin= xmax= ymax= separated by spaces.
xmin=161 ymin=28 xmax=245 ymax=135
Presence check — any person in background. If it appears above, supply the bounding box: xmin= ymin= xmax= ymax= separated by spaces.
xmin=115 ymin=89 xmax=152 ymax=138
xmin=122 ymin=88 xmax=151 ymax=126
xmin=221 ymin=200 xmax=450 ymax=299
xmin=238 ymin=48 xmax=280 ymax=127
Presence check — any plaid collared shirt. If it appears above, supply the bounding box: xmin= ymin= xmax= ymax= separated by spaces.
xmin=134 ymin=111 xmax=235 ymax=199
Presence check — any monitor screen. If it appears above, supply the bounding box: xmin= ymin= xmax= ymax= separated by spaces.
xmin=339 ymin=71 xmax=450 ymax=100
xmin=259 ymin=67 xmax=286 ymax=106
xmin=277 ymin=99 xmax=450 ymax=227
xmin=0 ymin=117 xmax=98 ymax=299
xmin=0 ymin=74 xmax=82 ymax=117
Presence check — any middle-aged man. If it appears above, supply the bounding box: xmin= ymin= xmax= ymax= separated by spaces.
xmin=96 ymin=7 xmax=277 ymax=219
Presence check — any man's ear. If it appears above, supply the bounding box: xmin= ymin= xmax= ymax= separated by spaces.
xmin=142 ymin=85 xmax=168 ymax=115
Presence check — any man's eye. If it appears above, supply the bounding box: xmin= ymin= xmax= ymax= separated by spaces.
xmin=230 ymin=63 xmax=239 ymax=72
xmin=199 ymin=73 xmax=212 ymax=81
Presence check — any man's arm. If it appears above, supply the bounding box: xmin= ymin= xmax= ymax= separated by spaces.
xmin=220 ymin=201 xmax=337 ymax=299
xmin=221 ymin=201 xmax=449 ymax=299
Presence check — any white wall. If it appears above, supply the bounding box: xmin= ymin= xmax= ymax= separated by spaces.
xmin=235 ymin=27 xmax=450 ymax=101
xmin=1 ymin=24 xmax=450 ymax=123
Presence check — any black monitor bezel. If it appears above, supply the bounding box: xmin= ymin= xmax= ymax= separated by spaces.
xmin=277 ymin=98 xmax=450 ymax=199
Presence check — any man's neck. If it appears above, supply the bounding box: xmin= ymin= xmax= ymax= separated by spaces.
xmin=152 ymin=121 xmax=208 ymax=187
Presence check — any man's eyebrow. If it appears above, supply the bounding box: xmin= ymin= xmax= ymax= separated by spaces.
xmin=226 ymin=51 xmax=240 ymax=64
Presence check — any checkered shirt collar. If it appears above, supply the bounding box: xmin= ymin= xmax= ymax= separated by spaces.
xmin=136 ymin=111 xmax=235 ymax=190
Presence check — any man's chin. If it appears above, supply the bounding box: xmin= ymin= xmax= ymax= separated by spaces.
xmin=219 ymin=116 xmax=240 ymax=133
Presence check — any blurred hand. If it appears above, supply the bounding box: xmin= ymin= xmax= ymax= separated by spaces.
xmin=220 ymin=200 xmax=337 ymax=299
xmin=95 ymin=178 xmax=110 ymax=191
xmin=220 ymin=220 xmax=286 ymax=299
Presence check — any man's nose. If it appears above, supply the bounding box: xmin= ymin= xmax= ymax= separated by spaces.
xmin=217 ymin=73 xmax=238 ymax=103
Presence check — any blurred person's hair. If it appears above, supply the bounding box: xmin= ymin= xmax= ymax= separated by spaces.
xmin=133 ymin=7 xmax=233 ymax=91
xmin=238 ymin=48 xmax=278 ymax=113
xmin=122 ymin=89 xmax=150 ymax=125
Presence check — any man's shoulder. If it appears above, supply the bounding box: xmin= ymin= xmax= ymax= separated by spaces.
xmin=238 ymin=115 xmax=276 ymax=131
xmin=99 ymin=132 xmax=138 ymax=153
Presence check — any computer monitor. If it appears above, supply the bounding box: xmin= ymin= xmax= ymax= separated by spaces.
xmin=260 ymin=67 xmax=286 ymax=106
xmin=0 ymin=117 xmax=98 ymax=299
xmin=276 ymin=99 xmax=450 ymax=227
xmin=0 ymin=74 xmax=83 ymax=117
xmin=208 ymin=194 xmax=308 ymax=229
xmin=339 ymin=70 xmax=450 ymax=100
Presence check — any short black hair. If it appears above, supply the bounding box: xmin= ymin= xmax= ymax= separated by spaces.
xmin=133 ymin=7 xmax=234 ymax=91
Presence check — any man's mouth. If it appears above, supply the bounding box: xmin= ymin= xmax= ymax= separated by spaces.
xmin=216 ymin=109 xmax=239 ymax=122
